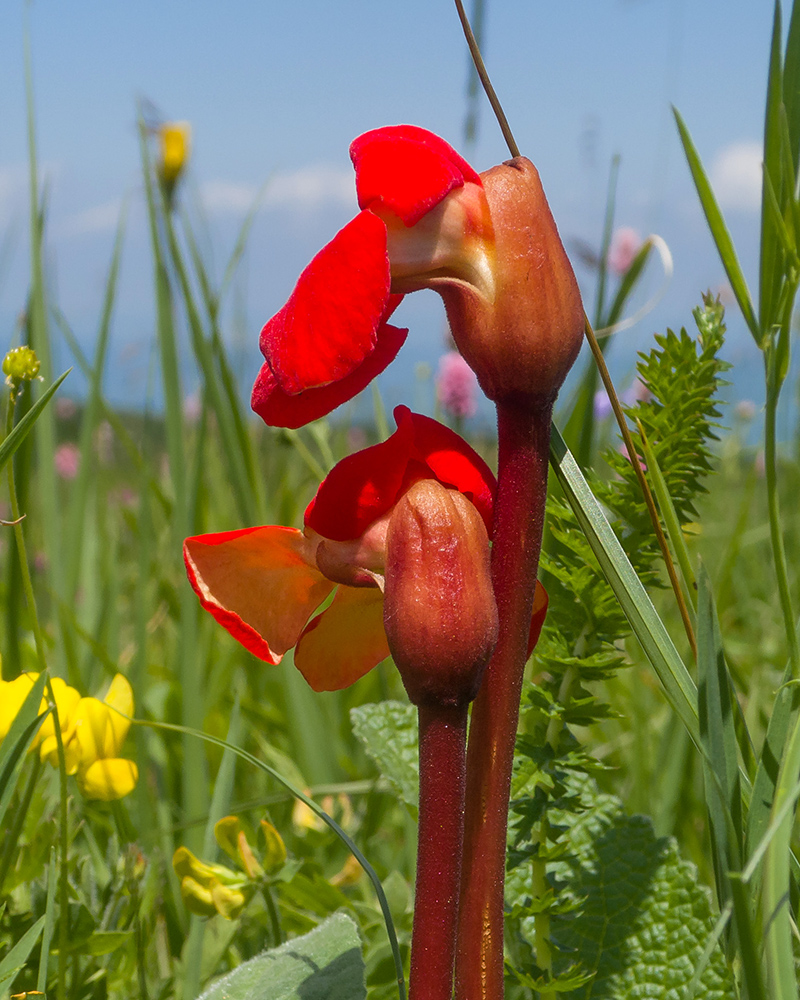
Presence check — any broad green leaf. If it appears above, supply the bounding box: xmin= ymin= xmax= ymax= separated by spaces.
xmin=198 ymin=912 xmax=365 ymax=1000
xmin=551 ymin=793 xmax=735 ymax=1000
xmin=673 ymin=107 xmax=760 ymax=343
xmin=549 ymin=426 xmax=700 ymax=747
xmin=697 ymin=565 xmax=743 ymax=915
xmin=351 ymin=701 xmax=419 ymax=812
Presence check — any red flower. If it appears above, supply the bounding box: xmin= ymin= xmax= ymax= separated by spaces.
xmin=253 ymin=125 xmax=584 ymax=429
xmin=185 ymin=406 xmax=546 ymax=691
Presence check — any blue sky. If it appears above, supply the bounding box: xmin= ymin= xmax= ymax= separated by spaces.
xmin=0 ymin=0 xmax=783 ymax=423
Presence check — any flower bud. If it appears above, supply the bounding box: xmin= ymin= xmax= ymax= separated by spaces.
xmin=438 ymin=157 xmax=584 ymax=408
xmin=3 ymin=347 xmax=41 ymax=389
xmin=383 ymin=480 xmax=498 ymax=707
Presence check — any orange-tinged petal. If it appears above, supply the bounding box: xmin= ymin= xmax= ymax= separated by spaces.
xmin=77 ymin=758 xmax=138 ymax=801
xmin=184 ymin=526 xmax=335 ymax=664
xmin=294 ymin=586 xmax=389 ymax=692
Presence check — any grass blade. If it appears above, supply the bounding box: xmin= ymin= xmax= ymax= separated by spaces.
xmin=0 ymin=914 xmax=45 ymax=993
xmin=0 ymin=672 xmax=48 ymax=829
xmin=783 ymin=0 xmax=800 ymax=172
xmin=37 ymin=847 xmax=57 ymax=992
xmin=63 ymin=201 xmax=127 ymax=598
xmin=0 ymin=369 xmax=70 ymax=474
xmin=549 ymin=424 xmax=700 ymax=745
xmin=141 ymin=717 xmax=407 ymax=1000
xmin=673 ymin=107 xmax=760 ymax=342
xmin=759 ymin=1 xmax=786 ymax=337
xmin=697 ymin=564 xmax=743 ymax=915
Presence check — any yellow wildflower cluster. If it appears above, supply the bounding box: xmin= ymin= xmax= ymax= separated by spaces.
xmin=173 ymin=815 xmax=286 ymax=920
xmin=0 ymin=672 xmax=138 ymax=801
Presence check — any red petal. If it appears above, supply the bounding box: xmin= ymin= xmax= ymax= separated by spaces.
xmin=527 ymin=581 xmax=549 ymax=656
xmin=252 ymin=321 xmax=407 ymax=429
xmin=259 ymin=211 xmax=391 ymax=394
xmin=294 ymin=586 xmax=390 ymax=691
xmin=305 ymin=405 xmax=496 ymax=541
xmin=184 ymin=527 xmax=334 ymax=664
xmin=350 ymin=125 xmax=481 ymax=226
xmin=393 ymin=405 xmax=496 ymax=535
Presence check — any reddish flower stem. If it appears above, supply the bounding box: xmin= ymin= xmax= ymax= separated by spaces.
xmin=409 ymin=700 xmax=469 ymax=1000
xmin=455 ymin=399 xmax=553 ymax=1000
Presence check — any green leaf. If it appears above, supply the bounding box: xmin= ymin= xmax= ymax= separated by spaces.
xmin=351 ymin=701 xmax=419 ymax=811
xmin=697 ymin=565 xmax=744 ymax=913
xmin=673 ymin=107 xmax=760 ymax=342
xmin=551 ymin=793 xmax=736 ymax=1000
xmin=198 ymin=912 xmax=365 ymax=1000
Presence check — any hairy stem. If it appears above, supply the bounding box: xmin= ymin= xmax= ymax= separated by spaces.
xmin=456 ymin=400 xmax=552 ymax=1000
xmin=409 ymin=701 xmax=469 ymax=1000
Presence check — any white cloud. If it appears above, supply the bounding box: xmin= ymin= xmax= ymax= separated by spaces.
xmin=710 ymin=141 xmax=762 ymax=212
xmin=59 ymin=198 xmax=124 ymax=237
xmin=200 ymin=180 xmax=260 ymax=213
xmin=263 ymin=166 xmax=354 ymax=210
xmin=200 ymin=166 xmax=355 ymax=216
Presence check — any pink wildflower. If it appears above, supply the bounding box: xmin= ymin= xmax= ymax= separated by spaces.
xmin=436 ymin=351 xmax=478 ymax=420
xmin=54 ymin=443 xmax=80 ymax=481
xmin=608 ymin=227 xmax=641 ymax=276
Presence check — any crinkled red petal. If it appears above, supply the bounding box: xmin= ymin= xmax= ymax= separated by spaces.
xmin=259 ymin=211 xmax=390 ymax=395
xmin=305 ymin=405 xmax=496 ymax=541
xmin=252 ymin=321 xmax=408 ymax=428
xmin=527 ymin=581 xmax=549 ymax=656
xmin=350 ymin=125 xmax=481 ymax=226
xmin=184 ymin=527 xmax=334 ymax=664
xmin=294 ymin=586 xmax=390 ymax=692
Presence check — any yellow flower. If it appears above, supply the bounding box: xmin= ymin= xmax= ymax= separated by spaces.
xmin=158 ymin=121 xmax=191 ymax=190
xmin=0 ymin=671 xmax=39 ymax=741
xmin=71 ymin=674 xmax=138 ymax=801
xmin=0 ymin=671 xmax=137 ymax=800
xmin=37 ymin=677 xmax=83 ymax=771
xmin=173 ymin=846 xmax=249 ymax=920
